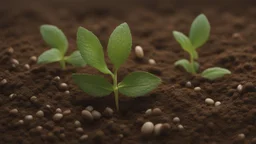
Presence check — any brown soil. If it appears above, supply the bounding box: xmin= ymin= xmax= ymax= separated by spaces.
xmin=0 ymin=0 xmax=256 ymax=144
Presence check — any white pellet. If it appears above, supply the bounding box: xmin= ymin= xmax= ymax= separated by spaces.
xmin=24 ymin=64 xmax=30 ymax=70
xmin=53 ymin=113 xmax=63 ymax=121
xmin=30 ymin=56 xmax=37 ymax=63
xmin=194 ymin=87 xmax=201 ymax=91
xmin=141 ymin=122 xmax=154 ymax=135
xmin=135 ymin=46 xmax=144 ymax=58
xmin=25 ymin=115 xmax=33 ymax=121
xmin=36 ymin=110 xmax=44 ymax=117
xmin=74 ymin=120 xmax=81 ymax=127
xmin=177 ymin=124 xmax=184 ymax=130
xmin=148 ymin=59 xmax=156 ymax=65
xmin=145 ymin=109 xmax=152 ymax=116
xmin=1 ymin=79 xmax=7 ymax=85
xmin=186 ymin=81 xmax=192 ymax=87
xmin=173 ymin=117 xmax=180 ymax=123
xmin=215 ymin=101 xmax=221 ymax=106
xmin=205 ymin=98 xmax=215 ymax=105
xmin=11 ymin=59 xmax=19 ymax=65
xmin=154 ymin=123 xmax=163 ymax=136
xmin=9 ymin=109 xmax=18 ymax=114
xmin=237 ymin=84 xmax=243 ymax=92
xmin=56 ymin=108 xmax=62 ymax=113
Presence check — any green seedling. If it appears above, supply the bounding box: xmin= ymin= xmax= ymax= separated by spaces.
xmin=38 ymin=25 xmax=86 ymax=69
xmin=173 ymin=14 xmax=231 ymax=80
xmin=72 ymin=23 xmax=161 ymax=111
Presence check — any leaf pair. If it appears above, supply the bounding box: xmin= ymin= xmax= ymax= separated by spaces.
xmin=38 ymin=25 xmax=86 ymax=68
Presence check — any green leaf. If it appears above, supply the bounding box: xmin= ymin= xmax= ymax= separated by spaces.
xmin=65 ymin=51 xmax=86 ymax=67
xmin=40 ymin=25 xmax=68 ymax=55
xmin=107 ymin=23 xmax=132 ymax=69
xmin=37 ymin=49 xmax=62 ymax=64
xmin=173 ymin=31 xmax=193 ymax=53
xmin=193 ymin=62 xmax=200 ymax=72
xmin=118 ymin=72 xmax=161 ymax=97
xmin=72 ymin=74 xmax=113 ymax=97
xmin=191 ymin=50 xmax=198 ymax=59
xmin=189 ymin=14 xmax=210 ymax=49
xmin=174 ymin=59 xmax=194 ymax=73
xmin=201 ymin=67 xmax=231 ymax=80
xmin=77 ymin=27 xmax=111 ymax=74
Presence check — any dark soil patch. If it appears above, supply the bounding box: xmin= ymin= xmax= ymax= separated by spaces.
xmin=0 ymin=0 xmax=255 ymax=144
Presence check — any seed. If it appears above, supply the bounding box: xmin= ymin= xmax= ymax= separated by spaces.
xmin=103 ymin=107 xmax=114 ymax=117
xmin=24 ymin=64 xmax=30 ymax=70
xmin=25 ymin=115 xmax=33 ymax=121
xmin=36 ymin=126 xmax=43 ymax=131
xmin=46 ymin=105 xmax=51 ymax=108
xmin=145 ymin=109 xmax=152 ymax=116
xmin=9 ymin=93 xmax=16 ymax=99
xmin=194 ymin=87 xmax=201 ymax=91
xmin=237 ymin=133 xmax=245 ymax=140
xmin=56 ymin=108 xmax=62 ymax=113
xmin=18 ymin=120 xmax=24 ymax=125
xmin=80 ymin=134 xmax=88 ymax=141
xmin=74 ymin=120 xmax=81 ymax=127
xmin=53 ymin=113 xmax=63 ymax=121
xmin=1 ymin=79 xmax=7 ymax=85
xmin=81 ymin=110 xmax=93 ymax=121
xmin=177 ymin=124 xmax=184 ymax=130
xmin=141 ymin=122 xmax=154 ymax=135
xmin=30 ymin=56 xmax=37 ymax=63
xmin=9 ymin=108 xmax=18 ymax=114
xmin=237 ymin=84 xmax=243 ymax=92
xmin=36 ymin=110 xmax=44 ymax=117
xmin=91 ymin=110 xmax=101 ymax=120
xmin=205 ymin=98 xmax=215 ymax=105
xmin=215 ymin=101 xmax=221 ymax=106
xmin=173 ymin=117 xmax=180 ymax=123
xmin=11 ymin=59 xmax=19 ymax=65
xmin=63 ymin=109 xmax=71 ymax=115
xmin=152 ymin=108 xmax=162 ymax=116
xmin=53 ymin=76 xmax=60 ymax=81
xmin=7 ymin=47 xmax=14 ymax=54
xmin=30 ymin=96 xmax=37 ymax=102
xmin=154 ymin=123 xmax=163 ymax=136
xmin=148 ymin=59 xmax=156 ymax=65
xmin=135 ymin=46 xmax=144 ymax=58
xmin=76 ymin=127 xmax=84 ymax=133
xmin=85 ymin=106 xmax=94 ymax=112
xmin=59 ymin=83 xmax=68 ymax=90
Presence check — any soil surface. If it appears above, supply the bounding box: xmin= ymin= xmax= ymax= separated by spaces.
xmin=0 ymin=0 xmax=256 ymax=144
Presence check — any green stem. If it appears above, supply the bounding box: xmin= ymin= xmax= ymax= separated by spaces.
xmin=112 ymin=69 xmax=119 ymax=111
xmin=60 ymin=60 xmax=66 ymax=69
xmin=190 ymin=53 xmax=196 ymax=74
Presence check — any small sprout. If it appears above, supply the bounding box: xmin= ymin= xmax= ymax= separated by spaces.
xmin=173 ymin=117 xmax=180 ymax=123
xmin=36 ymin=110 xmax=44 ymax=117
xmin=173 ymin=14 xmax=231 ymax=80
xmin=215 ymin=101 xmax=221 ymax=106
xmin=148 ymin=59 xmax=156 ymax=65
xmin=73 ymin=23 xmax=161 ymax=111
xmin=237 ymin=84 xmax=243 ymax=92
xmin=135 ymin=45 xmax=144 ymax=58
xmin=205 ymin=98 xmax=214 ymax=105
xmin=194 ymin=86 xmax=201 ymax=91
xmin=37 ymin=25 xmax=86 ymax=69
xmin=53 ymin=113 xmax=63 ymax=121
xmin=141 ymin=122 xmax=154 ymax=135
xmin=24 ymin=64 xmax=30 ymax=70
xmin=25 ymin=115 xmax=33 ymax=121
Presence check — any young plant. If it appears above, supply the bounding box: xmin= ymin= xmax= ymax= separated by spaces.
xmin=173 ymin=14 xmax=231 ymax=80
xmin=38 ymin=25 xmax=86 ymax=69
xmin=72 ymin=23 xmax=161 ymax=111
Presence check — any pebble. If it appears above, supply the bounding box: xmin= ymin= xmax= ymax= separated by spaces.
xmin=145 ymin=109 xmax=152 ymax=116
xmin=205 ymin=98 xmax=215 ymax=105
xmin=141 ymin=122 xmax=154 ymax=135
xmin=173 ymin=117 xmax=180 ymax=123
xmin=232 ymin=33 xmax=242 ymax=39
xmin=74 ymin=120 xmax=81 ymax=127
xmin=18 ymin=120 xmax=24 ymax=125
xmin=30 ymin=56 xmax=37 ymax=63
xmin=9 ymin=93 xmax=16 ymax=99
xmin=237 ymin=133 xmax=245 ymax=140
xmin=30 ymin=96 xmax=37 ymax=102
xmin=186 ymin=81 xmax=192 ymax=87
xmin=25 ymin=115 xmax=33 ymax=121
xmin=63 ymin=109 xmax=71 ymax=115
xmin=11 ymin=59 xmax=19 ymax=65
xmin=56 ymin=108 xmax=62 ymax=113
xmin=76 ymin=127 xmax=84 ymax=133
xmin=53 ymin=76 xmax=60 ymax=81
xmin=85 ymin=106 xmax=94 ymax=112
xmin=152 ymin=108 xmax=162 ymax=116
xmin=53 ymin=113 xmax=63 ymax=121
xmin=237 ymin=84 xmax=243 ymax=92
xmin=194 ymin=87 xmax=201 ymax=91
xmin=92 ymin=110 xmax=101 ymax=120
xmin=59 ymin=83 xmax=68 ymax=90
xmin=1 ymin=79 xmax=7 ymax=85
xmin=177 ymin=124 xmax=184 ymax=130
xmin=36 ymin=110 xmax=44 ymax=117
xmin=7 ymin=47 xmax=14 ymax=54
xmin=81 ymin=110 xmax=93 ymax=121
xmin=135 ymin=46 xmax=144 ymax=58
xmin=24 ymin=64 xmax=30 ymax=70
xmin=80 ymin=134 xmax=88 ymax=141
xmin=160 ymin=123 xmax=171 ymax=134
xmin=148 ymin=59 xmax=156 ymax=65
xmin=46 ymin=105 xmax=51 ymax=108
xmin=215 ymin=101 xmax=221 ymax=106
xmin=9 ymin=108 xmax=18 ymax=114
xmin=154 ymin=123 xmax=163 ymax=136
xmin=103 ymin=107 xmax=114 ymax=117
xmin=243 ymin=82 xmax=256 ymax=92
xmin=64 ymin=90 xmax=70 ymax=95
xmin=36 ymin=126 xmax=43 ymax=131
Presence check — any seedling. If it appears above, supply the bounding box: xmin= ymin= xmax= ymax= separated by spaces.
xmin=72 ymin=23 xmax=161 ymax=111
xmin=38 ymin=25 xmax=86 ymax=69
xmin=173 ymin=14 xmax=231 ymax=80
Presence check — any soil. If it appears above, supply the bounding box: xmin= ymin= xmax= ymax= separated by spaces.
xmin=0 ymin=0 xmax=256 ymax=143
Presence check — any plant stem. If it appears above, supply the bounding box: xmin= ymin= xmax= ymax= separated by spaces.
xmin=190 ymin=53 xmax=196 ymax=74
xmin=60 ymin=60 xmax=66 ymax=69
xmin=112 ymin=69 xmax=119 ymax=111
